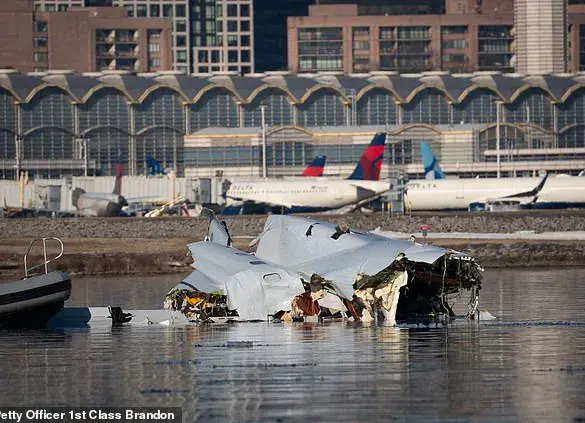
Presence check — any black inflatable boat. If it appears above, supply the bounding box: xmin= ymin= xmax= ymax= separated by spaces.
xmin=0 ymin=238 xmax=71 ymax=328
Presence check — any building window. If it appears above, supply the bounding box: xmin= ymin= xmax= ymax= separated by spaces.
xmin=353 ymin=27 xmax=369 ymax=38
xmin=227 ymin=4 xmax=238 ymax=17
xmin=177 ymin=50 xmax=188 ymax=61
xmin=33 ymin=36 xmax=48 ymax=48
xmin=198 ymin=66 xmax=209 ymax=73
xmin=228 ymin=50 xmax=238 ymax=63
xmin=240 ymin=4 xmax=250 ymax=17
xmin=441 ymin=26 xmax=468 ymax=35
xmin=58 ymin=4 xmax=68 ymax=11
xmin=176 ymin=4 xmax=186 ymax=17
xmin=198 ymin=50 xmax=208 ymax=62
xmin=137 ymin=4 xmax=147 ymax=17
xmin=148 ymin=57 xmax=160 ymax=68
xmin=397 ymin=26 xmax=430 ymax=40
xmin=441 ymin=39 xmax=468 ymax=49
xmin=228 ymin=35 xmax=238 ymax=46
xmin=149 ymin=4 xmax=160 ymax=17
xmin=298 ymin=27 xmax=343 ymax=72
xmin=125 ymin=5 xmax=134 ymax=17
xmin=228 ymin=65 xmax=238 ymax=71
xmin=176 ymin=36 xmax=186 ymax=47
xmin=241 ymin=50 xmax=250 ymax=62
xmin=211 ymin=50 xmax=220 ymax=63
xmin=240 ymin=20 xmax=250 ymax=32
xmin=163 ymin=4 xmax=173 ymax=17
xmin=35 ymin=21 xmax=48 ymax=33
xmin=34 ymin=52 xmax=48 ymax=62
xmin=227 ymin=21 xmax=238 ymax=32
xmin=380 ymin=27 xmax=395 ymax=40
xmin=241 ymin=65 xmax=250 ymax=74
xmin=148 ymin=43 xmax=160 ymax=53
xmin=176 ymin=20 xmax=186 ymax=32
xmin=353 ymin=40 xmax=369 ymax=50
xmin=241 ymin=35 xmax=250 ymax=46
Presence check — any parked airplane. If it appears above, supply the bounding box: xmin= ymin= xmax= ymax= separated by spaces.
xmin=421 ymin=142 xmax=445 ymax=180
xmin=223 ymin=133 xmax=390 ymax=214
xmin=72 ymin=164 xmax=128 ymax=217
xmin=404 ymin=148 xmax=585 ymax=210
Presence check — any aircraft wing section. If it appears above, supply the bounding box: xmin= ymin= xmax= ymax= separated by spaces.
xmin=500 ymin=174 xmax=549 ymax=199
xmin=225 ymin=193 xmax=295 ymax=209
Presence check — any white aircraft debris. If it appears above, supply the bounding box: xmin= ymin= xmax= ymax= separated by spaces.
xmin=165 ymin=210 xmax=484 ymax=325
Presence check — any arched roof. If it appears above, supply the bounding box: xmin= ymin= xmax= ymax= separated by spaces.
xmin=4 ymin=71 xmax=585 ymax=106
xmin=97 ymin=74 xmax=157 ymax=102
xmin=209 ymin=74 xmax=264 ymax=101
xmin=0 ymin=72 xmax=44 ymax=102
xmin=365 ymin=74 xmax=422 ymax=102
xmin=153 ymin=74 xmax=212 ymax=101
xmin=41 ymin=74 xmax=101 ymax=102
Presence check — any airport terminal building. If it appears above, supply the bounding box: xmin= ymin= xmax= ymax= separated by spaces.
xmin=1 ymin=69 xmax=585 ymax=180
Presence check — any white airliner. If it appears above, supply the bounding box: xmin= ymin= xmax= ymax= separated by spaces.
xmin=405 ymin=145 xmax=585 ymax=210
xmin=223 ymin=133 xmax=390 ymax=214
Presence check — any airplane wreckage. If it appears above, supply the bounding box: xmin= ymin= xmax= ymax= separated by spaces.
xmin=164 ymin=210 xmax=484 ymax=325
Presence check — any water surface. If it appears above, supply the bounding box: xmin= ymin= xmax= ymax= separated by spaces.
xmin=1 ymin=269 xmax=585 ymax=422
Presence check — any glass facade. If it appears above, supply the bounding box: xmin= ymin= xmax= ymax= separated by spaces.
xmin=378 ymin=26 xmax=432 ymax=71
xmin=3 ymin=74 xmax=585 ymax=179
xmin=298 ymin=28 xmax=343 ymax=72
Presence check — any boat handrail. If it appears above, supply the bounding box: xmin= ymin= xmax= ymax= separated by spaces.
xmin=24 ymin=237 xmax=64 ymax=278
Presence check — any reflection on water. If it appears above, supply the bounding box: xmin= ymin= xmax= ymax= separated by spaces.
xmin=1 ymin=269 xmax=585 ymax=421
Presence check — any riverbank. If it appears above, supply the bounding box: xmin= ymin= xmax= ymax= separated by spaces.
xmin=1 ymin=211 xmax=584 ymax=280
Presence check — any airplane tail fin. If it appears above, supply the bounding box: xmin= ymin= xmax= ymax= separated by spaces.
xmin=347 ymin=132 xmax=386 ymax=181
xmin=201 ymin=208 xmax=232 ymax=246
xmin=301 ymin=155 xmax=327 ymax=177
xmin=113 ymin=163 xmax=123 ymax=195
xmin=421 ymin=142 xmax=445 ymax=180
xmin=146 ymin=156 xmax=166 ymax=176
xmin=72 ymin=187 xmax=86 ymax=208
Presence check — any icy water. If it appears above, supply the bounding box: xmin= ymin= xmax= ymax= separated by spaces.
xmin=1 ymin=269 xmax=585 ymax=422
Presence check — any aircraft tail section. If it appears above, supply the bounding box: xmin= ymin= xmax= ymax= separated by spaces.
xmin=113 ymin=163 xmax=123 ymax=195
xmin=347 ymin=132 xmax=386 ymax=181
xmin=301 ymin=155 xmax=327 ymax=177
xmin=146 ymin=156 xmax=165 ymax=175
xmin=201 ymin=208 xmax=232 ymax=246
xmin=421 ymin=142 xmax=445 ymax=180
xmin=72 ymin=187 xmax=86 ymax=208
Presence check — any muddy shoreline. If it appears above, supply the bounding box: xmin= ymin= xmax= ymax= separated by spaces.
xmin=1 ymin=211 xmax=584 ymax=280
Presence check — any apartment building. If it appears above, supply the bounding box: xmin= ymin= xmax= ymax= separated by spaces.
xmin=191 ymin=0 xmax=254 ymax=74
xmin=111 ymin=0 xmax=254 ymax=74
xmin=0 ymin=0 xmax=172 ymax=73
xmin=112 ymin=0 xmax=191 ymax=73
xmin=287 ymin=0 xmax=585 ymax=74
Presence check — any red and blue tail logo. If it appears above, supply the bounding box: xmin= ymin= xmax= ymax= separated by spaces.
xmin=301 ymin=155 xmax=327 ymax=177
xmin=348 ymin=133 xmax=386 ymax=181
